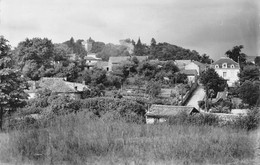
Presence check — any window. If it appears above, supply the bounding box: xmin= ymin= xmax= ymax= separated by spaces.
xmin=222 ymin=63 xmax=227 ymax=68
xmin=215 ymin=65 xmax=219 ymax=68
xmin=223 ymin=72 xmax=227 ymax=78
xmin=230 ymin=64 xmax=234 ymax=68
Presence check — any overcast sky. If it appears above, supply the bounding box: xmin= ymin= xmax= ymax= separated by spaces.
xmin=0 ymin=0 xmax=259 ymax=59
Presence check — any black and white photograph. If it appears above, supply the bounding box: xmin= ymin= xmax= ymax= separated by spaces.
xmin=0 ymin=0 xmax=260 ymax=164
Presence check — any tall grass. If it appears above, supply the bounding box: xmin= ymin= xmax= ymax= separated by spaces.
xmin=0 ymin=111 xmax=256 ymax=164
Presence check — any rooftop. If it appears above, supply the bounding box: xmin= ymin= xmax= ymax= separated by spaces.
xmin=146 ymin=104 xmax=199 ymax=118
xmin=39 ymin=77 xmax=89 ymax=93
xmin=180 ymin=69 xmax=198 ymax=76
xmin=211 ymin=57 xmax=239 ymax=68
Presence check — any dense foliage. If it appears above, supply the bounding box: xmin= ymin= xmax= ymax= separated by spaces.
xmin=0 ymin=37 xmax=28 ymax=129
xmin=200 ymin=68 xmax=227 ymax=96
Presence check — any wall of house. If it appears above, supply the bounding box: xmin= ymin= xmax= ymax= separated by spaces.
xmin=146 ymin=117 xmax=166 ymax=124
xmin=215 ymin=68 xmax=239 ymax=87
xmin=185 ymin=63 xmax=200 ymax=75
xmin=27 ymin=92 xmax=36 ymax=99
xmin=187 ymin=75 xmax=196 ymax=83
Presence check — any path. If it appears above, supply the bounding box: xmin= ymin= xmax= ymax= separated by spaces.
xmin=186 ymin=85 xmax=205 ymax=109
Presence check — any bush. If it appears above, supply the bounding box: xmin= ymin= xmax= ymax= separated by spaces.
xmin=232 ymin=108 xmax=260 ymax=131
xmin=168 ymin=112 xmax=219 ymax=126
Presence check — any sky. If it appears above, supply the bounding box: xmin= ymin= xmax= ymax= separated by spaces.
xmin=0 ymin=0 xmax=259 ymax=60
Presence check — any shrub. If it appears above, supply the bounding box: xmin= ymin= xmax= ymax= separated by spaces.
xmin=232 ymin=108 xmax=260 ymax=131
xmin=168 ymin=112 xmax=219 ymax=126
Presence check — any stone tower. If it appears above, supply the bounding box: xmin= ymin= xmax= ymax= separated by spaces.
xmin=83 ymin=37 xmax=94 ymax=53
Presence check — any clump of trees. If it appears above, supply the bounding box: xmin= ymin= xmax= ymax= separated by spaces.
xmin=0 ymin=37 xmax=28 ymax=130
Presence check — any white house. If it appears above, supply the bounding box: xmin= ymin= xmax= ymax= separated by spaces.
xmin=184 ymin=61 xmax=206 ymax=76
xmin=84 ymin=54 xmax=102 ymax=69
xmin=211 ymin=57 xmax=240 ymax=87
xmin=180 ymin=69 xmax=198 ymax=84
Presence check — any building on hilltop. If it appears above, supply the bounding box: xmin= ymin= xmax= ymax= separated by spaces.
xmin=211 ymin=57 xmax=240 ymax=87
xmin=83 ymin=37 xmax=94 ymax=53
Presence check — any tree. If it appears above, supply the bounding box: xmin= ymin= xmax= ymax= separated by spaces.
xmin=146 ymin=81 xmax=161 ymax=98
xmin=225 ymin=45 xmax=246 ymax=65
xmin=238 ymin=65 xmax=260 ymax=83
xmin=134 ymin=38 xmax=146 ymax=56
xmin=0 ymin=37 xmax=28 ymax=130
xmin=255 ymin=56 xmax=260 ymax=66
xmin=53 ymin=43 xmax=72 ymax=62
xmin=200 ymin=54 xmax=213 ymax=64
xmin=63 ymin=37 xmax=88 ymax=59
xmin=239 ymin=80 xmax=260 ymax=106
xmin=91 ymin=41 xmax=105 ymax=53
xmin=13 ymin=38 xmax=55 ymax=80
xmin=200 ymin=68 xmax=227 ymax=110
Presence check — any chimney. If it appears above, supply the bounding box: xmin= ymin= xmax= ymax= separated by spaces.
xmin=82 ymin=80 xmax=86 ymax=85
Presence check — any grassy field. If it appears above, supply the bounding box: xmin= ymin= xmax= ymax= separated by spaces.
xmin=0 ymin=111 xmax=257 ymax=165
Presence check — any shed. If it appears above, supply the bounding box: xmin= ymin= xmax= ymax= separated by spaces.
xmin=146 ymin=104 xmax=199 ymax=124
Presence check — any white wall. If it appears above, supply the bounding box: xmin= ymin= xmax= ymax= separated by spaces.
xmin=185 ymin=63 xmax=200 ymax=75
xmin=215 ymin=68 xmax=239 ymax=87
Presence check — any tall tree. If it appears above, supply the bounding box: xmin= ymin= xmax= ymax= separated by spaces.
xmin=255 ymin=56 xmax=260 ymax=66
xmin=13 ymin=38 xmax=55 ymax=80
xmin=200 ymin=68 xmax=227 ymax=109
xmin=0 ymin=37 xmax=28 ymax=130
xmin=238 ymin=65 xmax=260 ymax=83
xmin=225 ymin=45 xmax=246 ymax=65
xmin=239 ymin=80 xmax=260 ymax=106
xmin=150 ymin=38 xmax=157 ymax=56
xmin=134 ymin=38 xmax=145 ymax=56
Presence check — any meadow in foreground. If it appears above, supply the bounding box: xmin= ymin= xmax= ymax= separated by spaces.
xmin=0 ymin=111 xmax=257 ymax=165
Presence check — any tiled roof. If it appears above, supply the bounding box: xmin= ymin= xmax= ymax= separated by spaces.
xmin=84 ymin=54 xmax=102 ymax=61
xmin=175 ymin=60 xmax=192 ymax=65
xmin=180 ymin=69 xmax=198 ymax=76
xmin=109 ymin=56 xmax=129 ymax=63
xmin=146 ymin=104 xmax=199 ymax=118
xmin=192 ymin=61 xmax=206 ymax=70
xmin=211 ymin=57 xmax=239 ymax=68
xmin=39 ymin=77 xmax=88 ymax=93
xmin=85 ymin=56 xmax=101 ymax=61
xmin=95 ymin=61 xmax=108 ymax=68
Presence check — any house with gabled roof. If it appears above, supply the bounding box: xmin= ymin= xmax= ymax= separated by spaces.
xmin=25 ymin=77 xmax=89 ymax=100
xmin=211 ymin=57 xmax=240 ymax=87
xmin=174 ymin=60 xmax=192 ymax=70
xmin=184 ymin=61 xmax=206 ymax=76
xmin=84 ymin=54 xmax=102 ymax=69
xmin=180 ymin=69 xmax=198 ymax=84
xmin=146 ymin=104 xmax=199 ymax=124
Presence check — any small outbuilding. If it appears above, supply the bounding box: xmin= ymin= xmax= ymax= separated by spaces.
xmin=146 ymin=104 xmax=199 ymax=124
